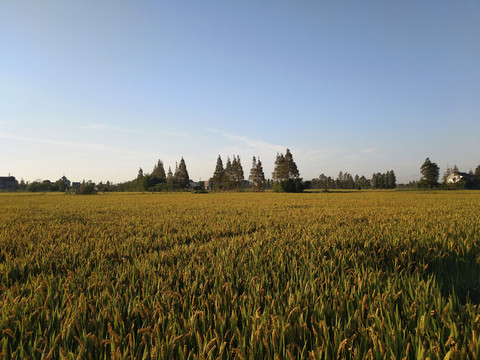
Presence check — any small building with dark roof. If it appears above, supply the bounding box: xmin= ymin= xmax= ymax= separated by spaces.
xmin=0 ymin=176 xmax=18 ymax=190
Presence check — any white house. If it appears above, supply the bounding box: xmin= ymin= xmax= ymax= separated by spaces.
xmin=446 ymin=172 xmax=473 ymax=184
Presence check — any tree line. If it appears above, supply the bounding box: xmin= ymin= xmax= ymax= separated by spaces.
xmin=10 ymin=150 xmax=480 ymax=193
xmin=310 ymin=170 xmax=396 ymax=190
xmin=116 ymin=158 xmax=190 ymax=192
xmin=104 ymin=149 xmax=300 ymax=192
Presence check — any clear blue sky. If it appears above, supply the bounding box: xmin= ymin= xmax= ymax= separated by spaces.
xmin=1 ymin=1 xmax=479 ymax=184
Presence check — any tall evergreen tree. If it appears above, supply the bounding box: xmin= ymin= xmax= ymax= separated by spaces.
xmin=272 ymin=149 xmax=300 ymax=181
xmin=152 ymin=159 xmax=166 ymax=181
xmin=249 ymin=156 xmax=266 ymax=191
xmin=336 ymin=171 xmax=344 ymax=189
xmin=474 ymin=165 xmax=480 ymax=189
xmin=232 ymin=155 xmax=244 ymax=189
xmin=284 ymin=148 xmax=299 ymax=179
xmin=387 ymin=170 xmax=396 ymax=189
xmin=420 ymin=158 xmax=440 ymax=188
xmin=173 ymin=162 xmax=179 ymax=184
xmin=272 ymin=153 xmax=285 ymax=181
xmin=359 ymin=176 xmax=370 ymax=189
xmin=137 ymin=167 xmax=144 ymax=179
xmin=223 ymin=157 xmax=233 ymax=190
xmin=167 ymin=166 xmax=173 ymax=184
xmin=371 ymin=173 xmax=379 ymax=189
xmin=255 ymin=157 xmax=266 ymax=191
xmin=344 ymin=172 xmax=354 ymax=189
xmin=212 ymin=155 xmax=224 ymax=191
xmin=249 ymin=156 xmax=257 ymax=183
xmin=272 ymin=149 xmax=302 ymax=192
xmin=175 ymin=157 xmax=190 ymax=188
xmin=442 ymin=165 xmax=452 ymax=183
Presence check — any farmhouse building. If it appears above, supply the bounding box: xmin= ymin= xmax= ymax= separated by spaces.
xmin=446 ymin=172 xmax=473 ymax=184
xmin=0 ymin=176 xmax=18 ymax=190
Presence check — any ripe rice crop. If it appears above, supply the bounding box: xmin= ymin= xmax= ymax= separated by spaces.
xmin=1 ymin=191 xmax=480 ymax=359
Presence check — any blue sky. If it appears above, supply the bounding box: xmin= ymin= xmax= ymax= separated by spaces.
xmin=1 ymin=1 xmax=479 ymax=184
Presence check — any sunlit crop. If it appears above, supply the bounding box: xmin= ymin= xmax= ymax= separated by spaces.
xmin=1 ymin=191 xmax=480 ymax=358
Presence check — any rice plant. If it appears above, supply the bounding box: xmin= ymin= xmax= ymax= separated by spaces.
xmin=1 ymin=191 xmax=479 ymax=358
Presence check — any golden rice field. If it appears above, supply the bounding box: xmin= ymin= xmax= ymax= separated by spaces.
xmin=1 ymin=191 xmax=480 ymax=359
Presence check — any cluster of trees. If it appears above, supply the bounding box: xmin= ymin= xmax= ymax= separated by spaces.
xmin=117 ymin=158 xmax=190 ymax=192
xmin=212 ymin=155 xmax=245 ymax=191
xmin=271 ymin=149 xmax=304 ymax=192
xmin=69 ymin=181 xmax=96 ymax=195
xmin=96 ymin=181 xmax=115 ymax=192
xmin=209 ymin=150 xmax=302 ymax=192
xmin=22 ymin=179 xmax=68 ymax=192
xmin=249 ymin=156 xmax=266 ymax=191
xmin=371 ymin=171 xmax=397 ymax=189
xmin=211 ymin=155 xmax=268 ymax=191
xmin=415 ymin=158 xmax=480 ymax=189
xmin=310 ymin=170 xmax=396 ymax=190
xmin=21 ymin=179 xmax=101 ymax=194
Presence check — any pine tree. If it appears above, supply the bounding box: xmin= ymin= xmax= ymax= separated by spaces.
xmin=474 ymin=165 xmax=480 ymax=189
xmin=273 ymin=149 xmax=300 ymax=181
xmin=173 ymin=162 xmax=179 ymax=184
xmin=272 ymin=149 xmax=302 ymax=192
xmin=223 ymin=157 xmax=233 ymax=190
xmin=336 ymin=171 xmax=344 ymax=189
xmin=152 ymin=159 xmax=166 ymax=181
xmin=442 ymin=165 xmax=452 ymax=183
xmin=272 ymin=153 xmax=285 ymax=181
xmin=250 ymin=156 xmax=266 ymax=191
xmin=345 ymin=172 xmax=354 ymax=189
xmin=359 ymin=176 xmax=369 ymax=189
xmin=249 ymin=156 xmax=257 ymax=183
xmin=232 ymin=155 xmax=244 ymax=189
xmin=137 ymin=167 xmax=144 ymax=179
xmin=420 ymin=158 xmax=440 ymax=188
xmin=167 ymin=166 xmax=173 ymax=184
xmin=388 ymin=170 xmax=396 ymax=189
xmin=256 ymin=158 xmax=266 ymax=190
xmin=212 ymin=155 xmax=224 ymax=191
xmin=176 ymin=157 xmax=190 ymax=188
xmin=371 ymin=173 xmax=378 ymax=189
xmin=284 ymin=148 xmax=299 ymax=179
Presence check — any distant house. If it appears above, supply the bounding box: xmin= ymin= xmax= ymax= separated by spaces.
xmin=71 ymin=182 xmax=81 ymax=188
xmin=188 ymin=180 xmax=209 ymax=190
xmin=204 ymin=180 xmax=213 ymax=190
xmin=446 ymin=172 xmax=473 ymax=184
xmin=0 ymin=176 xmax=18 ymax=190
